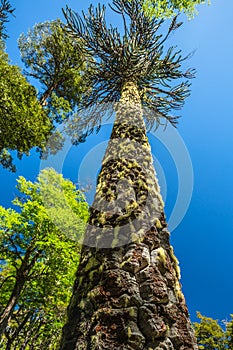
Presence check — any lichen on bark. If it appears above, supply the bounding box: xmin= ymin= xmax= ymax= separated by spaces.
xmin=60 ymin=81 xmax=197 ymax=350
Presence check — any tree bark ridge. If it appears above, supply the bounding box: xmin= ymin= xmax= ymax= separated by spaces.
xmin=60 ymin=81 xmax=197 ymax=350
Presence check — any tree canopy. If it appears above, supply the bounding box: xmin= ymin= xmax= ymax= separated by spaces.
xmin=194 ymin=312 xmax=233 ymax=349
xmin=141 ymin=0 xmax=210 ymax=19
xmin=18 ymin=19 xmax=88 ymax=123
xmin=0 ymin=0 xmax=14 ymax=39
xmin=62 ymin=0 xmax=195 ymax=146
xmin=0 ymin=42 xmax=52 ymax=171
xmin=0 ymin=18 xmax=88 ymax=172
xmin=0 ymin=0 xmax=211 ymax=172
xmin=0 ymin=168 xmax=89 ymax=348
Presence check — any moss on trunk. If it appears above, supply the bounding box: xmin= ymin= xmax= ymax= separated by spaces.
xmin=60 ymin=82 xmax=197 ymax=350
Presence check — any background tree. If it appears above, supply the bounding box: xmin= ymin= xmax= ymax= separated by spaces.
xmin=141 ymin=0 xmax=210 ymax=19
xmin=0 ymin=0 xmax=14 ymax=39
xmin=226 ymin=315 xmax=233 ymax=349
xmin=192 ymin=312 xmax=233 ymax=349
xmin=0 ymin=1 xmax=52 ymax=172
xmin=60 ymin=0 xmax=197 ymax=349
xmin=0 ymin=168 xmax=89 ymax=348
xmin=0 ymin=42 xmax=52 ymax=171
xmin=0 ymin=17 xmax=88 ymax=172
xmin=18 ymin=19 xmax=88 ymax=123
xmin=193 ymin=312 xmax=226 ymax=349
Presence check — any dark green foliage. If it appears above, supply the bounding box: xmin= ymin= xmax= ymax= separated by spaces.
xmin=0 ymin=0 xmax=14 ymax=39
xmin=0 ymin=18 xmax=88 ymax=172
xmin=63 ymin=0 xmax=195 ymax=136
xmin=0 ymin=42 xmax=52 ymax=171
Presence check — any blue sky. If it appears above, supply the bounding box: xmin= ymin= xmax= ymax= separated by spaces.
xmin=1 ymin=0 xmax=233 ymax=324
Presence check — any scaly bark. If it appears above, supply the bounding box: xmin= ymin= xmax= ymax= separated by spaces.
xmin=60 ymin=82 xmax=197 ymax=350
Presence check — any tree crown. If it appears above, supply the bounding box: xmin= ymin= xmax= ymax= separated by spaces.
xmin=141 ymin=0 xmax=210 ymax=19
xmin=0 ymin=168 xmax=89 ymax=348
xmin=63 ymin=0 xmax=195 ymax=135
xmin=18 ymin=19 xmax=88 ymax=123
xmin=0 ymin=44 xmax=52 ymax=171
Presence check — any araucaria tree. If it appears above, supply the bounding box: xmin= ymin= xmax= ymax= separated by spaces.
xmin=60 ymin=0 xmax=197 ymax=349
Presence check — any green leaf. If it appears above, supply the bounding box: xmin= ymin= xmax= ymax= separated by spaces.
xmin=0 ymin=169 xmax=89 ymax=348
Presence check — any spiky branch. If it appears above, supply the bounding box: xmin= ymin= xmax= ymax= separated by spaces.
xmin=0 ymin=0 xmax=14 ymax=39
xmin=63 ymin=0 xmax=195 ymax=132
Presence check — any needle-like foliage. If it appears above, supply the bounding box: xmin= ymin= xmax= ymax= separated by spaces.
xmin=0 ymin=0 xmax=14 ymax=39
xmin=63 ymin=0 xmax=195 ymax=132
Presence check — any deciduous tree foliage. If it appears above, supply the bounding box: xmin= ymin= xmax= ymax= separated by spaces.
xmin=0 ymin=168 xmax=89 ymax=348
xmin=0 ymin=18 xmax=87 ymax=172
xmin=226 ymin=315 xmax=233 ymax=349
xmin=0 ymin=42 xmax=52 ymax=171
xmin=194 ymin=312 xmax=225 ymax=349
xmin=141 ymin=0 xmax=210 ymax=19
xmin=194 ymin=312 xmax=233 ymax=349
xmin=0 ymin=2 xmax=52 ymax=172
xmin=18 ymin=19 xmax=88 ymax=123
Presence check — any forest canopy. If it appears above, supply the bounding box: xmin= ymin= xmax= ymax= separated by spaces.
xmin=141 ymin=0 xmax=210 ymax=19
xmin=0 ymin=168 xmax=89 ymax=348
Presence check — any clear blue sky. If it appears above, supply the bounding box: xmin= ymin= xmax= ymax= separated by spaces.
xmin=1 ymin=0 xmax=233 ymax=324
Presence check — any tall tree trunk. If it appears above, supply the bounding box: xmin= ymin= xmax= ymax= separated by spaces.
xmin=60 ymin=81 xmax=197 ymax=349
